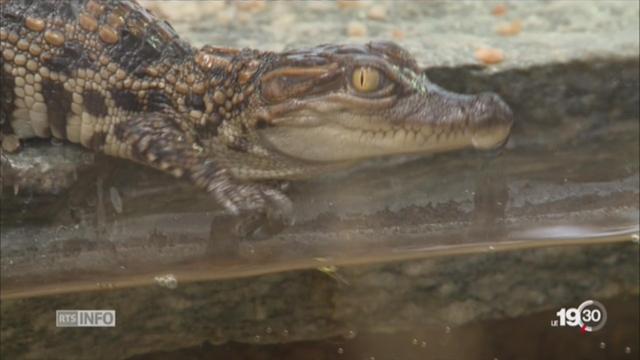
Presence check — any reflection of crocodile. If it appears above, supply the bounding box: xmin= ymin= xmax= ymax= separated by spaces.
xmin=1 ymin=0 xmax=513 ymax=233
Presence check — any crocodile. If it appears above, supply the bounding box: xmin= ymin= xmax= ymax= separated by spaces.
xmin=1 ymin=0 xmax=513 ymax=235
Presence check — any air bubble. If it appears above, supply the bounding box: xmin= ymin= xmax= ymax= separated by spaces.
xmin=265 ymin=326 xmax=272 ymax=334
xmin=599 ymin=342 xmax=606 ymax=349
xmin=411 ymin=338 xmax=419 ymax=345
xmin=445 ymin=326 xmax=451 ymax=334
xmin=625 ymin=346 xmax=631 ymax=354
xmin=337 ymin=347 xmax=344 ymax=355
xmin=238 ymin=242 xmax=256 ymax=257
xmin=154 ymin=274 xmax=178 ymax=289
xmin=420 ymin=341 xmax=427 ymax=348
xmin=344 ymin=329 xmax=357 ymax=339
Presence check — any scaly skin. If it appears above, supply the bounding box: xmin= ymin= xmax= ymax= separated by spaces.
xmin=1 ymin=0 xmax=513 ymax=235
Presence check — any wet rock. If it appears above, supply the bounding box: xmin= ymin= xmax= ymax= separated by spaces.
xmin=0 ymin=243 xmax=637 ymax=359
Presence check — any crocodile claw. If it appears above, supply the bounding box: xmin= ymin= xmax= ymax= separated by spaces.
xmin=208 ymin=173 xmax=293 ymax=239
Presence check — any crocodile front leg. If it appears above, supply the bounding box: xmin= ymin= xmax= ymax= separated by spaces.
xmin=111 ymin=110 xmax=293 ymax=237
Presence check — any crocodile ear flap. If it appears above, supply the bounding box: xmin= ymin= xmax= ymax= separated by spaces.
xmin=261 ymin=64 xmax=340 ymax=103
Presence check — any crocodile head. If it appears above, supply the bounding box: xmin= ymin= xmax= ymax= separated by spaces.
xmin=239 ymin=41 xmax=513 ymax=171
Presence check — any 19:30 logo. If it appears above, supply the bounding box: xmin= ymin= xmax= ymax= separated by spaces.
xmin=550 ymin=300 xmax=607 ymax=333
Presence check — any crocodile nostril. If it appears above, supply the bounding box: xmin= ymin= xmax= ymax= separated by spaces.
xmin=493 ymin=98 xmax=514 ymax=127
xmin=472 ymin=92 xmax=514 ymax=128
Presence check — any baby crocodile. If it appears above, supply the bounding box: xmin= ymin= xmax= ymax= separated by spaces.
xmin=1 ymin=0 xmax=513 ymax=234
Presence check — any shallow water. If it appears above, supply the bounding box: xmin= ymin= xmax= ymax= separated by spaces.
xmin=1 ymin=117 xmax=638 ymax=299
xmin=130 ymin=295 xmax=639 ymax=360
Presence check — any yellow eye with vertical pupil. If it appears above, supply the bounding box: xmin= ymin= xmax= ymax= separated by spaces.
xmin=352 ymin=67 xmax=380 ymax=92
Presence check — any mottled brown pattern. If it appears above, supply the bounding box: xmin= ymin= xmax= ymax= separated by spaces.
xmin=41 ymin=78 xmax=71 ymax=139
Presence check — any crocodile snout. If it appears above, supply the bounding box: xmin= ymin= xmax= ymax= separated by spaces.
xmin=469 ymin=92 xmax=514 ymax=150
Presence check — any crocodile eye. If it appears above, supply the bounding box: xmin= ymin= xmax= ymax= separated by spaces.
xmin=352 ymin=67 xmax=380 ymax=93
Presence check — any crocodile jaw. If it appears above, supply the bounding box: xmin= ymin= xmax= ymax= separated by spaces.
xmin=258 ymin=92 xmax=514 ymax=163
xmin=260 ymin=121 xmax=478 ymax=162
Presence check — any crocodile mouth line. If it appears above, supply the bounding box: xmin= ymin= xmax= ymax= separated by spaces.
xmin=259 ymin=118 xmax=487 ymax=163
xmin=340 ymin=124 xmax=472 ymax=144
xmin=340 ymin=124 xmax=478 ymax=154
